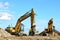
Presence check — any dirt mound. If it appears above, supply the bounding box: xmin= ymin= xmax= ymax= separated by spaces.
xmin=0 ymin=28 xmax=60 ymax=40
xmin=0 ymin=28 xmax=11 ymax=37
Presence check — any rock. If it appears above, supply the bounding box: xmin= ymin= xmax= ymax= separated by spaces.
xmin=0 ymin=28 xmax=11 ymax=37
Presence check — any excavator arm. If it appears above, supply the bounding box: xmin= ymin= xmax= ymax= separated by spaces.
xmin=15 ymin=11 xmax=32 ymax=32
xmin=15 ymin=8 xmax=36 ymax=35
xmin=48 ymin=18 xmax=53 ymax=32
xmin=45 ymin=18 xmax=53 ymax=33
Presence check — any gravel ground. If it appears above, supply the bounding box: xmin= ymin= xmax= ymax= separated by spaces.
xmin=0 ymin=36 xmax=60 ymax=40
xmin=0 ymin=28 xmax=60 ymax=40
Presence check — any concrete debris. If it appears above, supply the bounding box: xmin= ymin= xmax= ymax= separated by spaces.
xmin=0 ymin=28 xmax=60 ymax=40
xmin=0 ymin=28 xmax=11 ymax=37
xmin=0 ymin=36 xmax=60 ymax=40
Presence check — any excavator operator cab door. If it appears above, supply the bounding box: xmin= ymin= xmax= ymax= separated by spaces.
xmin=20 ymin=25 xmax=24 ymax=33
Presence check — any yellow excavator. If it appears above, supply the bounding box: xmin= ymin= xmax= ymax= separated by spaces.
xmin=39 ymin=18 xmax=54 ymax=36
xmin=45 ymin=18 xmax=53 ymax=33
xmin=5 ymin=8 xmax=36 ymax=36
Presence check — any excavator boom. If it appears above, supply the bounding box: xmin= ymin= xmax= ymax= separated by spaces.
xmin=45 ymin=18 xmax=53 ymax=33
xmin=15 ymin=8 xmax=35 ymax=33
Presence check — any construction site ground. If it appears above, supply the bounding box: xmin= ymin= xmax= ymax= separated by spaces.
xmin=1 ymin=36 xmax=60 ymax=40
xmin=0 ymin=28 xmax=60 ymax=40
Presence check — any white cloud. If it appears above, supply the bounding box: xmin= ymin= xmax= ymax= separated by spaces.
xmin=0 ymin=12 xmax=13 ymax=20
xmin=0 ymin=2 xmax=9 ymax=8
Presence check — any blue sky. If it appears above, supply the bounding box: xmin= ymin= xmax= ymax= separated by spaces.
xmin=0 ymin=0 xmax=60 ymax=34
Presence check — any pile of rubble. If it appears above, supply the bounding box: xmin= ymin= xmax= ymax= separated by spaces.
xmin=0 ymin=28 xmax=60 ymax=40
xmin=0 ymin=28 xmax=11 ymax=37
xmin=0 ymin=36 xmax=60 ymax=40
